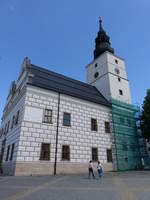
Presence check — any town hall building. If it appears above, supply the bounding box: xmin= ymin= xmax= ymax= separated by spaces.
xmin=0 ymin=18 xmax=148 ymax=175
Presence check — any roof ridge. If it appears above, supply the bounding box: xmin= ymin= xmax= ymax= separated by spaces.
xmin=32 ymin=73 xmax=101 ymax=96
xmin=31 ymin=64 xmax=95 ymax=89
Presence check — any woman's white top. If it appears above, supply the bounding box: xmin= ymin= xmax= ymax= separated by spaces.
xmin=89 ymin=162 xmax=93 ymax=169
xmin=97 ymin=163 xmax=102 ymax=170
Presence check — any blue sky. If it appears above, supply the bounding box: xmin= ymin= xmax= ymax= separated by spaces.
xmin=0 ymin=0 xmax=150 ymax=120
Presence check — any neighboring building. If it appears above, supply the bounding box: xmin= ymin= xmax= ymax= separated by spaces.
xmin=0 ymin=18 xmax=148 ymax=175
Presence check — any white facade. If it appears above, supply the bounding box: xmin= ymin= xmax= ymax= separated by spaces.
xmin=0 ymin=60 xmax=116 ymax=175
xmin=87 ymin=51 xmax=132 ymax=104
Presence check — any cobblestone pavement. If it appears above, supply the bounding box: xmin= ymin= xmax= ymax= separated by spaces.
xmin=0 ymin=171 xmax=150 ymax=200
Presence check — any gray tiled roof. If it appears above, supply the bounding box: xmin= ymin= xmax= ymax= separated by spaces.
xmin=28 ymin=64 xmax=111 ymax=107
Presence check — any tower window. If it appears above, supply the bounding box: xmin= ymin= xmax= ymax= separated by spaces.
xmin=95 ymin=63 xmax=98 ymax=67
xmin=94 ymin=72 xmax=99 ymax=79
xmin=119 ymin=89 xmax=123 ymax=95
xmin=118 ymin=77 xmax=121 ymax=82
xmin=115 ymin=59 xmax=118 ymax=64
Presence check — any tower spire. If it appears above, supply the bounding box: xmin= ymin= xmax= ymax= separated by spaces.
xmin=94 ymin=17 xmax=114 ymax=59
xmin=99 ymin=16 xmax=103 ymax=31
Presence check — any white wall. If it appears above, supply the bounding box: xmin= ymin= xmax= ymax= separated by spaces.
xmin=86 ymin=51 xmax=132 ymax=104
xmin=107 ymin=53 xmax=131 ymax=103
xmin=17 ymin=85 xmax=115 ymax=166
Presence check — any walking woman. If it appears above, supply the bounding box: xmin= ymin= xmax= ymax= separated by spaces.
xmin=88 ymin=160 xmax=95 ymax=179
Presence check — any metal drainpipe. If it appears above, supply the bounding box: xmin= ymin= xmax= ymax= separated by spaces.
xmin=54 ymin=92 xmax=60 ymax=175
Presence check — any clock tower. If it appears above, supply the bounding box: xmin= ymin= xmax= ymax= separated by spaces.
xmin=86 ymin=18 xmax=131 ymax=104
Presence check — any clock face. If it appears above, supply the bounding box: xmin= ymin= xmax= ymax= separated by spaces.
xmin=94 ymin=72 xmax=99 ymax=78
xmin=114 ymin=68 xmax=120 ymax=75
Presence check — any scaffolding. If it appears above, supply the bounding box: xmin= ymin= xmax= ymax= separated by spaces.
xmin=112 ymin=99 xmax=149 ymax=171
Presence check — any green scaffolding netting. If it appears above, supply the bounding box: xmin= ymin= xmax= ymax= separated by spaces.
xmin=112 ymin=99 xmax=149 ymax=171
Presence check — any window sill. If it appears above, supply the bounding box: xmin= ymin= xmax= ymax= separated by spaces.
xmin=62 ymin=125 xmax=71 ymax=127
xmin=42 ymin=122 xmax=53 ymax=125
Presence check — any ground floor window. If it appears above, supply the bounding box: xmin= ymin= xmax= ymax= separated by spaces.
xmin=62 ymin=145 xmax=70 ymax=160
xmin=107 ymin=149 xmax=112 ymax=162
xmin=40 ymin=143 xmax=50 ymax=160
xmin=92 ymin=147 xmax=98 ymax=162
